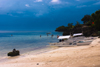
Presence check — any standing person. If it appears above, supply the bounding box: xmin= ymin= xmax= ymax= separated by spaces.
xmin=47 ymin=34 xmax=48 ymax=36
xmin=57 ymin=35 xmax=59 ymax=38
xmin=13 ymin=48 xmax=16 ymax=53
xmin=40 ymin=35 xmax=41 ymax=37
xmin=51 ymin=34 xmax=54 ymax=38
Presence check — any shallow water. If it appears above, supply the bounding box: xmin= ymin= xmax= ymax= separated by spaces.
xmin=0 ymin=31 xmax=62 ymax=58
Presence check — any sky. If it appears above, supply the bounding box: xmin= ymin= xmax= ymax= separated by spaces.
xmin=0 ymin=0 xmax=100 ymax=31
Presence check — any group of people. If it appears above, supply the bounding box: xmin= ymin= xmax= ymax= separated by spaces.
xmin=40 ymin=34 xmax=54 ymax=37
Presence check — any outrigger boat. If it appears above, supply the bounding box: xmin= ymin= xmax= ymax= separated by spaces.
xmin=49 ymin=33 xmax=97 ymax=47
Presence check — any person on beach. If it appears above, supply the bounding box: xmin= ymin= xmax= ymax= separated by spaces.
xmin=57 ymin=35 xmax=59 ymax=38
xmin=51 ymin=34 xmax=54 ymax=38
xmin=40 ymin=35 xmax=41 ymax=37
xmin=13 ymin=48 xmax=16 ymax=53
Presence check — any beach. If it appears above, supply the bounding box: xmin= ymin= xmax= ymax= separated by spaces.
xmin=0 ymin=38 xmax=100 ymax=67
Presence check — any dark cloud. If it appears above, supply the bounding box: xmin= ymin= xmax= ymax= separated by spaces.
xmin=0 ymin=0 xmax=100 ymax=31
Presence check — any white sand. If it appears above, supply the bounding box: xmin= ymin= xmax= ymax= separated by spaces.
xmin=0 ymin=38 xmax=100 ymax=67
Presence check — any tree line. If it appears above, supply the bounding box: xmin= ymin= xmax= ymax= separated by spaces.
xmin=55 ymin=10 xmax=100 ymax=32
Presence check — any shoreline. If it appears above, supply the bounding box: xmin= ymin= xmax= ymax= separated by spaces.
xmin=0 ymin=46 xmax=59 ymax=63
xmin=0 ymin=38 xmax=100 ymax=67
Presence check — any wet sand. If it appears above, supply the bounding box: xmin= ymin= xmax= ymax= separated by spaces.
xmin=0 ymin=38 xmax=100 ymax=67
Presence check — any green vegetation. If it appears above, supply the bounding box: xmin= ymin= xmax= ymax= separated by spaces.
xmin=81 ymin=15 xmax=91 ymax=24
xmin=74 ymin=21 xmax=82 ymax=27
xmin=55 ymin=10 xmax=100 ymax=32
xmin=82 ymin=10 xmax=100 ymax=30
xmin=91 ymin=10 xmax=100 ymax=30
xmin=55 ymin=22 xmax=81 ymax=31
xmin=55 ymin=23 xmax=75 ymax=31
xmin=67 ymin=23 xmax=74 ymax=29
xmin=55 ymin=26 xmax=68 ymax=31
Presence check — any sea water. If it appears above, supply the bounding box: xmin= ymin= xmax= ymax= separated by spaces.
xmin=0 ymin=31 xmax=62 ymax=58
